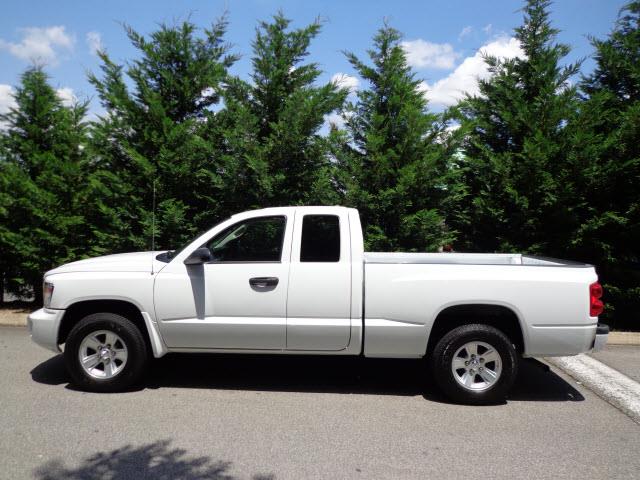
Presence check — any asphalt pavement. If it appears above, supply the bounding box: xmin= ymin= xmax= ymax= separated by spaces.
xmin=1 ymin=326 xmax=639 ymax=480
xmin=591 ymin=345 xmax=640 ymax=383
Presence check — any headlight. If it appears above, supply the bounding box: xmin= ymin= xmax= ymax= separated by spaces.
xmin=43 ymin=281 xmax=54 ymax=308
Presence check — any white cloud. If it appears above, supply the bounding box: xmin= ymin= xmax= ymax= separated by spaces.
xmin=401 ymin=39 xmax=460 ymax=70
xmin=483 ymin=24 xmax=493 ymax=35
xmin=324 ymin=110 xmax=354 ymax=131
xmin=458 ymin=26 xmax=473 ymax=41
xmin=56 ymin=87 xmax=76 ymax=107
xmin=0 ymin=85 xmax=76 ymax=118
xmin=421 ymin=36 xmax=523 ymax=108
xmin=201 ymin=87 xmax=215 ymax=97
xmin=331 ymin=73 xmax=359 ymax=93
xmin=86 ymin=31 xmax=103 ymax=56
xmin=325 ymin=112 xmax=344 ymax=129
xmin=0 ymin=26 xmax=74 ymax=65
xmin=0 ymin=85 xmax=16 ymax=113
xmin=0 ymin=85 xmax=17 ymax=129
xmin=432 ymin=122 xmax=461 ymax=145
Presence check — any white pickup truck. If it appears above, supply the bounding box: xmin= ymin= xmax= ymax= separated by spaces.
xmin=28 ymin=206 xmax=608 ymax=404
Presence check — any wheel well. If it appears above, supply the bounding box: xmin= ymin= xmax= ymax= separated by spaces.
xmin=426 ymin=304 xmax=524 ymax=356
xmin=58 ymin=300 xmax=150 ymax=351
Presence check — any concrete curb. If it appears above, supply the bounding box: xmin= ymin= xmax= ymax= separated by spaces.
xmin=547 ymin=354 xmax=640 ymax=424
xmin=0 ymin=311 xmax=29 ymax=327
xmin=608 ymin=331 xmax=640 ymax=345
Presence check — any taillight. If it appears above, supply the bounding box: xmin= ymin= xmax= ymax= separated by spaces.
xmin=590 ymin=282 xmax=604 ymax=317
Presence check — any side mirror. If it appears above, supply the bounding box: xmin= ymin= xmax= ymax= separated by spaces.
xmin=183 ymin=247 xmax=212 ymax=265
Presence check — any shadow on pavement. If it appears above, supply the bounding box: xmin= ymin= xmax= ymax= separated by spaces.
xmin=30 ymin=354 xmax=68 ymax=386
xmin=33 ymin=439 xmax=274 ymax=480
xmin=509 ymin=358 xmax=584 ymax=402
xmin=30 ymin=353 xmax=583 ymax=402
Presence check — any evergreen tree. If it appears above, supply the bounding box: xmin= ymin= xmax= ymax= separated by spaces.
xmin=0 ymin=139 xmax=19 ymax=303
xmin=456 ymin=0 xmax=581 ymax=255
xmin=0 ymin=67 xmax=88 ymax=304
xmin=87 ymin=17 xmax=237 ymax=253
xmin=335 ymin=24 xmax=462 ymax=251
xmin=571 ymin=1 xmax=640 ymax=327
xmin=216 ymin=13 xmax=347 ymax=210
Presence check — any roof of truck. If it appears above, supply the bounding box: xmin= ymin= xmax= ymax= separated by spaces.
xmin=230 ymin=205 xmax=353 ymax=218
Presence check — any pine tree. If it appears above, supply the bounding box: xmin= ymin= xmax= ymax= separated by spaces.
xmin=87 ymin=17 xmax=237 ymax=253
xmin=571 ymin=1 xmax=640 ymax=327
xmin=456 ymin=0 xmax=581 ymax=255
xmin=216 ymin=13 xmax=347 ymax=210
xmin=0 ymin=139 xmax=19 ymax=303
xmin=335 ymin=24 xmax=461 ymax=251
xmin=0 ymin=67 xmax=88 ymax=304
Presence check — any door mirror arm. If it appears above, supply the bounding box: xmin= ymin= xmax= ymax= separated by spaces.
xmin=183 ymin=247 xmax=213 ymax=265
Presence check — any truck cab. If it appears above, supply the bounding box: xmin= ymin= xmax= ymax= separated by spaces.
xmin=153 ymin=206 xmax=364 ymax=354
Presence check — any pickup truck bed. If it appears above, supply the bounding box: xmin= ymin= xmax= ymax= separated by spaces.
xmin=364 ymin=252 xmax=591 ymax=266
xmin=363 ymin=252 xmax=599 ymax=360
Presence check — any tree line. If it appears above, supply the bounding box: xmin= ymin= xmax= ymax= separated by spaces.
xmin=0 ymin=0 xmax=638 ymax=328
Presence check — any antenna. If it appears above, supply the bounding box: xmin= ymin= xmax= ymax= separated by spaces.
xmin=151 ymin=179 xmax=156 ymax=275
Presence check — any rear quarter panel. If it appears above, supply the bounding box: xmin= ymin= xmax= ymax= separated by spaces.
xmin=364 ymin=263 xmax=598 ymax=358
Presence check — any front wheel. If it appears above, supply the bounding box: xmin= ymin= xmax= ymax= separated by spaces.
xmin=64 ymin=312 xmax=149 ymax=392
xmin=430 ymin=324 xmax=518 ymax=405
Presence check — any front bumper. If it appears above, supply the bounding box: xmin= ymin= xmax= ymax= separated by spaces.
xmin=27 ymin=308 xmax=64 ymax=353
xmin=591 ymin=323 xmax=609 ymax=352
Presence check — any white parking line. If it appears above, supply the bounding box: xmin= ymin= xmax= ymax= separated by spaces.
xmin=548 ymin=354 xmax=640 ymax=424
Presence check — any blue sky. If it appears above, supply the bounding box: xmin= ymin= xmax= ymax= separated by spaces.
xmin=0 ymin=0 xmax=628 ymax=117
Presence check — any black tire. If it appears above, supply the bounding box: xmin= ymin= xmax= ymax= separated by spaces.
xmin=64 ymin=312 xmax=149 ymax=392
xmin=430 ymin=324 xmax=518 ymax=405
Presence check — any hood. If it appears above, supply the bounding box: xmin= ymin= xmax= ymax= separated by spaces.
xmin=46 ymin=251 xmax=166 ymax=275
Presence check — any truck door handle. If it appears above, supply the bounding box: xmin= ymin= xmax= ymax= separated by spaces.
xmin=249 ymin=277 xmax=279 ymax=288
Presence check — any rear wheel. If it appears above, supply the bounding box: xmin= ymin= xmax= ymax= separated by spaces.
xmin=430 ymin=324 xmax=518 ymax=405
xmin=64 ymin=312 xmax=148 ymax=392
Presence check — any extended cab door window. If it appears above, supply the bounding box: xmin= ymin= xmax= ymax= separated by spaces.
xmin=206 ymin=216 xmax=286 ymax=262
xmin=300 ymin=215 xmax=340 ymax=262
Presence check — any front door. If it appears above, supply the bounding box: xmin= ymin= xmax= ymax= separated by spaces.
xmin=155 ymin=214 xmax=292 ymax=349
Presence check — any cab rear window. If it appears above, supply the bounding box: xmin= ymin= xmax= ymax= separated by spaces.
xmin=300 ymin=215 xmax=340 ymax=262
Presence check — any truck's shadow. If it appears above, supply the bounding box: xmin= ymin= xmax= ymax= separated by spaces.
xmin=31 ymin=353 xmax=584 ymax=403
